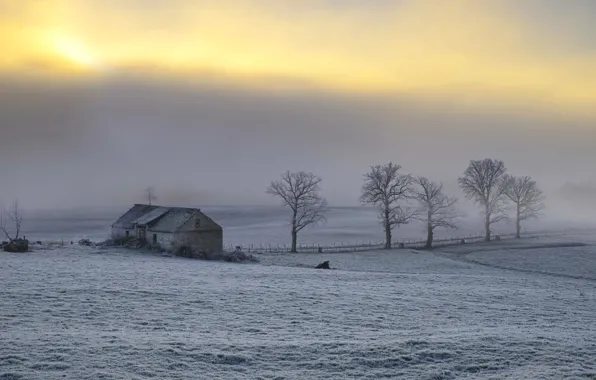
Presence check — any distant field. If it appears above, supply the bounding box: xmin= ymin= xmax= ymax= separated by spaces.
xmin=1 ymin=233 xmax=595 ymax=379
xmin=20 ymin=205 xmax=596 ymax=248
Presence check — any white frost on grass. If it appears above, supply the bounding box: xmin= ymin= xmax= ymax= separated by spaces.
xmin=466 ymin=246 xmax=596 ymax=281
xmin=432 ymin=232 xmax=596 ymax=281
xmin=1 ymin=239 xmax=596 ymax=379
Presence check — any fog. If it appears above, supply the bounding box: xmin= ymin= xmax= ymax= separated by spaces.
xmin=1 ymin=73 xmax=595 ymax=223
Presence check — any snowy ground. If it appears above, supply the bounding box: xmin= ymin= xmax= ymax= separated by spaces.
xmin=1 ymin=233 xmax=596 ymax=379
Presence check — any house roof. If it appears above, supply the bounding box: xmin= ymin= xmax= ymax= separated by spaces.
xmin=112 ymin=204 xmax=222 ymax=233
xmin=112 ymin=204 xmax=158 ymax=229
xmin=131 ymin=207 xmax=170 ymax=226
xmin=149 ymin=208 xmax=197 ymax=233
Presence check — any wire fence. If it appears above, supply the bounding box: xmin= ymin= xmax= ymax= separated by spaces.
xmin=225 ymin=229 xmax=562 ymax=254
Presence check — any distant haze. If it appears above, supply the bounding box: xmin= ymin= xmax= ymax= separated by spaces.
xmin=1 ymin=1 xmax=595 ymax=222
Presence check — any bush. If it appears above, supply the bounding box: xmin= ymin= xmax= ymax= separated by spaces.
xmin=222 ymin=251 xmax=259 ymax=263
xmin=175 ymin=245 xmax=258 ymax=263
xmin=176 ymin=245 xmax=194 ymax=258
xmin=3 ymin=239 xmax=29 ymax=253
xmin=98 ymin=236 xmax=138 ymax=248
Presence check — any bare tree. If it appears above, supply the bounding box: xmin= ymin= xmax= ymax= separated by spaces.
xmin=458 ymin=159 xmax=508 ymax=242
xmin=413 ymin=177 xmax=459 ymax=249
xmin=266 ymin=171 xmax=328 ymax=253
xmin=503 ymin=175 xmax=545 ymax=238
xmin=360 ymin=162 xmax=415 ymax=249
xmin=145 ymin=186 xmax=157 ymax=205
xmin=0 ymin=200 xmax=23 ymax=242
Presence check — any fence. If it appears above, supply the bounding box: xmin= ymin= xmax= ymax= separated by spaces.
xmin=225 ymin=229 xmax=562 ymax=254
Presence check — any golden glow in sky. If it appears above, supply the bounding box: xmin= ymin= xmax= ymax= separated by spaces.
xmin=3 ymin=0 xmax=596 ymax=116
xmin=49 ymin=33 xmax=101 ymax=69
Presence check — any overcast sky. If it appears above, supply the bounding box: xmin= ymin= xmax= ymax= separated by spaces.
xmin=1 ymin=0 xmax=595 ymax=210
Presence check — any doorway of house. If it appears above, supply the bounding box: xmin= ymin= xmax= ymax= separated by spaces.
xmin=153 ymin=234 xmax=157 ymax=245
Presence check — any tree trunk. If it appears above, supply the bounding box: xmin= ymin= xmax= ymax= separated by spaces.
xmin=425 ymin=225 xmax=433 ymax=249
xmin=515 ymin=204 xmax=521 ymax=239
xmin=425 ymin=212 xmax=433 ymax=249
xmin=384 ymin=222 xmax=392 ymax=249
xmin=291 ymin=229 xmax=298 ymax=253
xmin=291 ymin=209 xmax=298 ymax=253
xmin=384 ymin=209 xmax=392 ymax=249
xmin=484 ymin=205 xmax=491 ymax=242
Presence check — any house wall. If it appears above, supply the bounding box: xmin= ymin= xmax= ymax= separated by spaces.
xmin=150 ymin=232 xmax=176 ymax=251
xmin=177 ymin=212 xmax=221 ymax=233
xmin=113 ymin=226 xmax=174 ymax=250
xmin=111 ymin=227 xmax=133 ymax=239
xmin=170 ymin=211 xmax=223 ymax=253
xmin=173 ymin=230 xmax=223 ymax=253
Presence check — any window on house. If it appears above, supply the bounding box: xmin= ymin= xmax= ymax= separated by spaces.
xmin=125 ymin=231 xmax=130 ymax=237
xmin=153 ymin=234 xmax=157 ymax=244
xmin=195 ymin=218 xmax=201 ymax=228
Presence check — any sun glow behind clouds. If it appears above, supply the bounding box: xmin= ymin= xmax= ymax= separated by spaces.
xmin=50 ymin=33 xmax=101 ymax=69
xmin=2 ymin=0 xmax=596 ymax=117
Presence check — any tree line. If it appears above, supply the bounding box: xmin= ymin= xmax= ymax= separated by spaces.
xmin=267 ymin=158 xmax=545 ymax=253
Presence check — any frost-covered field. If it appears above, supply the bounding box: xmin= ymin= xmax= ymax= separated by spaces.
xmin=2 ymin=234 xmax=596 ymax=379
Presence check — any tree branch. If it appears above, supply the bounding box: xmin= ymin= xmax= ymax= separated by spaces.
xmin=266 ymin=171 xmax=328 ymax=233
xmin=0 ymin=200 xmax=23 ymax=242
xmin=413 ymin=176 xmax=460 ymax=233
xmin=458 ymin=159 xmax=508 ymax=236
xmin=503 ymin=175 xmax=545 ymax=221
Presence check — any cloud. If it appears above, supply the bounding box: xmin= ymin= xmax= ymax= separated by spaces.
xmin=2 ymin=0 xmax=596 ymax=117
xmin=1 ymin=1 xmax=596 ymax=210
xmin=1 ymin=73 xmax=595 ymax=209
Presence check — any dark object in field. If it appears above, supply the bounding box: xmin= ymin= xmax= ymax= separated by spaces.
xmin=399 ymin=243 xmax=405 ymax=249
xmin=3 ymin=238 xmax=29 ymax=253
xmin=460 ymin=239 xmax=466 ymax=245
xmin=495 ymin=235 xmax=501 ymax=241
xmin=315 ymin=261 xmax=330 ymax=269
xmin=78 ymin=239 xmax=93 ymax=246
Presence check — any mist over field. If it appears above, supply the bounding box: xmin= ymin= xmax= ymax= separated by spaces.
xmin=2 ymin=1 xmax=596 ymax=213
xmin=2 ymin=75 xmax=596 ymax=223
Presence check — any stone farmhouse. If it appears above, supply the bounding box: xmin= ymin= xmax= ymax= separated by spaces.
xmin=111 ymin=204 xmax=223 ymax=253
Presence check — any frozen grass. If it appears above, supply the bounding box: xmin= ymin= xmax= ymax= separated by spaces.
xmin=1 ymin=238 xmax=596 ymax=379
xmin=466 ymin=245 xmax=596 ymax=281
xmin=434 ymin=233 xmax=596 ymax=281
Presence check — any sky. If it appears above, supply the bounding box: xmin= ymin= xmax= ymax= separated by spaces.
xmin=1 ymin=0 xmax=595 ymax=213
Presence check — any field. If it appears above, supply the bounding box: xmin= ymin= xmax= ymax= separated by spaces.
xmin=2 ymin=232 xmax=596 ymax=379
